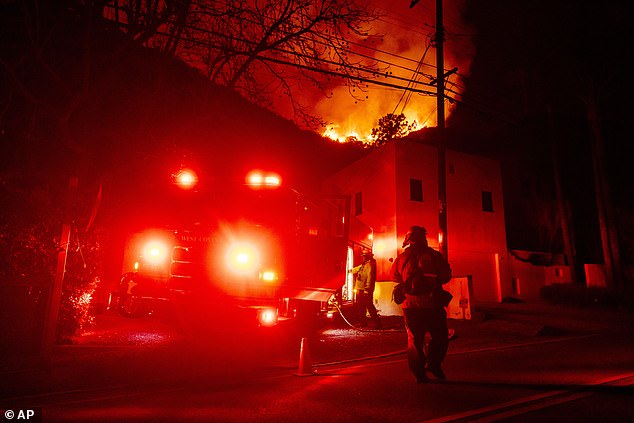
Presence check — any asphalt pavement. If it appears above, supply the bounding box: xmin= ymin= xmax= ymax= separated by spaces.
xmin=3 ymin=300 xmax=634 ymax=400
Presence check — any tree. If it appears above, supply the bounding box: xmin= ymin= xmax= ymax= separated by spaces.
xmin=0 ymin=1 xmax=145 ymax=343
xmin=101 ymin=0 xmax=382 ymax=128
xmin=371 ymin=113 xmax=417 ymax=147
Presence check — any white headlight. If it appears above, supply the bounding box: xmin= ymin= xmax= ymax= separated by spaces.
xmin=257 ymin=307 xmax=278 ymax=327
xmin=142 ymin=240 xmax=169 ymax=264
xmin=225 ymin=242 xmax=259 ymax=274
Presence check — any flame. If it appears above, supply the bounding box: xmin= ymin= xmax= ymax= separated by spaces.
xmin=321 ymin=107 xmax=435 ymax=144
xmin=323 ymin=126 xmax=372 ymax=144
xmin=106 ymin=1 xmax=473 ymax=142
xmin=316 ymin=1 xmax=474 ymax=143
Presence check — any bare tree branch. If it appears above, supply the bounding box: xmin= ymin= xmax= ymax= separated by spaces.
xmin=102 ymin=0 xmax=381 ymax=128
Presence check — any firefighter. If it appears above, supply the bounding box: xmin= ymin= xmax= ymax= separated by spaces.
xmin=351 ymin=249 xmax=381 ymax=328
xmin=390 ymin=226 xmax=452 ymax=383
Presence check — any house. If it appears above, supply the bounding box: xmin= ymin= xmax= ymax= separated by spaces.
xmin=323 ymin=139 xmax=511 ymax=313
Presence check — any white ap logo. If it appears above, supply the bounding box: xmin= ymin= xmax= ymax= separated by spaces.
xmin=4 ymin=409 xmax=35 ymax=419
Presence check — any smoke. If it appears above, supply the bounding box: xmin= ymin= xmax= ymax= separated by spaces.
xmin=315 ymin=0 xmax=475 ymax=142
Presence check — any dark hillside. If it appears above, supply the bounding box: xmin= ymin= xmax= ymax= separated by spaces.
xmin=0 ymin=4 xmax=366 ymax=319
xmin=1 ymin=5 xmax=365 ymax=191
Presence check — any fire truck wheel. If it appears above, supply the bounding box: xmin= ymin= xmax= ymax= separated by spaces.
xmin=118 ymin=273 xmax=149 ymax=318
xmin=118 ymin=293 xmax=149 ymax=318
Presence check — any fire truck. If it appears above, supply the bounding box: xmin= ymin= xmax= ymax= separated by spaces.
xmin=114 ymin=169 xmax=366 ymax=328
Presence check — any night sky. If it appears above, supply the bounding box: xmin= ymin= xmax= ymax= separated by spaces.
xmin=451 ymin=0 xmax=633 ymax=180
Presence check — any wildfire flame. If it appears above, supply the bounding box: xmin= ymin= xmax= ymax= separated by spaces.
xmin=317 ymin=1 xmax=473 ymax=144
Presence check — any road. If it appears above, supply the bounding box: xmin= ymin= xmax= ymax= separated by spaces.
xmin=3 ymin=326 xmax=633 ymax=422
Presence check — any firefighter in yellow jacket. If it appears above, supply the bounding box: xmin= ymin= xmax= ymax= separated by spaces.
xmin=351 ymin=250 xmax=381 ymax=328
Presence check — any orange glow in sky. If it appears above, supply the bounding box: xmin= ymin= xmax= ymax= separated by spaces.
xmin=316 ymin=1 xmax=474 ymax=143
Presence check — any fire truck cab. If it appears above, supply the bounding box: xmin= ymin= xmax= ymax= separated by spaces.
xmin=115 ymin=170 xmax=353 ymax=328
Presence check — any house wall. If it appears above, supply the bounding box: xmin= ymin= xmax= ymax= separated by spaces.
xmin=322 ymin=143 xmax=397 ymax=278
xmin=508 ymin=254 xmax=572 ymax=300
xmin=392 ymin=143 xmax=510 ymax=302
xmin=449 ymin=250 xmax=504 ymax=303
xmin=445 ymin=150 xmax=508 ymax=254
xmin=323 ymin=140 xmax=510 ymax=303
xmin=445 ymin=149 xmax=510 ymax=301
xmin=393 ymin=142 xmax=441 ymax=247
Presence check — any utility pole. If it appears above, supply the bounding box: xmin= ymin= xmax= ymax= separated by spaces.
xmin=42 ymin=176 xmax=77 ymax=363
xmin=434 ymin=0 xmax=448 ymax=259
xmin=409 ymin=0 xmax=448 ymax=258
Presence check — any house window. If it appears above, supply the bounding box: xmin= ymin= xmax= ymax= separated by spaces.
xmin=482 ymin=190 xmax=494 ymax=212
xmin=354 ymin=191 xmax=363 ymax=216
xmin=409 ymin=179 xmax=423 ymax=202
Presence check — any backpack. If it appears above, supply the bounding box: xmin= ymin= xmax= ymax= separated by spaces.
xmin=405 ymin=267 xmax=437 ymax=296
xmin=392 ymin=251 xmax=436 ymax=304
xmin=392 ymin=247 xmax=453 ymax=306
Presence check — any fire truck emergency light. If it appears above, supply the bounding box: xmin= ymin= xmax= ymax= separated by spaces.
xmin=174 ymin=168 xmax=198 ymax=190
xmin=259 ymin=270 xmax=278 ymax=282
xmin=245 ymin=171 xmax=281 ymax=188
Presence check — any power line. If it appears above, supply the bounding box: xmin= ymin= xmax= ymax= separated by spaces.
xmin=257 ymin=55 xmax=439 ymax=97
xmin=109 ymin=13 xmax=447 ymax=93
xmin=160 ymin=27 xmax=442 ymax=93
xmin=101 ymin=1 xmax=524 ymax=129
xmin=103 ymin=2 xmax=466 ymax=104
xmin=393 ymin=42 xmax=432 ymax=115
xmin=104 ymin=1 xmax=448 ymax=77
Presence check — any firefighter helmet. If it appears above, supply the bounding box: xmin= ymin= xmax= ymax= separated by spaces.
xmin=402 ymin=226 xmax=427 ymax=248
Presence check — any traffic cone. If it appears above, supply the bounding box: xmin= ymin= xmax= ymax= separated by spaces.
xmin=295 ymin=337 xmax=316 ymax=377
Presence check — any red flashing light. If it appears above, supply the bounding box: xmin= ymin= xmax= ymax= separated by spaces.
xmin=174 ymin=168 xmax=198 ymax=190
xmin=246 ymin=171 xmax=281 ymax=188
xmin=263 ymin=175 xmax=281 ymax=186
xmin=259 ymin=270 xmax=279 ymax=282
